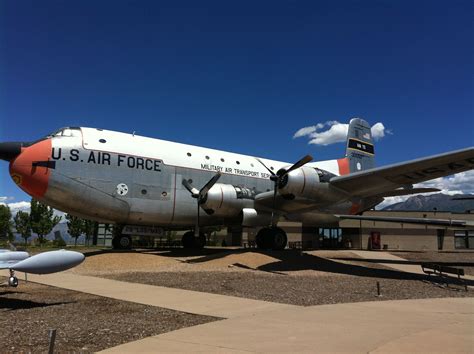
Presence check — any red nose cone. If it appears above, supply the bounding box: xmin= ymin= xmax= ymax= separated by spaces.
xmin=9 ymin=139 xmax=52 ymax=199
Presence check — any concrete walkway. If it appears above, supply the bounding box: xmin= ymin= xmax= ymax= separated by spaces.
xmin=27 ymin=272 xmax=296 ymax=318
xmin=101 ymin=297 xmax=474 ymax=353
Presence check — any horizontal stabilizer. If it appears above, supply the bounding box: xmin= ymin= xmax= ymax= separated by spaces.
xmin=335 ymin=214 xmax=474 ymax=228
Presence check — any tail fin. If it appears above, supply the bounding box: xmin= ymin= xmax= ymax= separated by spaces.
xmin=345 ymin=118 xmax=375 ymax=173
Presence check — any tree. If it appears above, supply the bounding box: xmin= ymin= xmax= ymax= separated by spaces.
xmin=0 ymin=205 xmax=13 ymax=242
xmin=14 ymin=211 xmax=32 ymax=246
xmin=66 ymin=214 xmax=84 ymax=247
xmin=30 ymin=199 xmax=61 ymax=246
xmin=82 ymin=219 xmax=96 ymax=246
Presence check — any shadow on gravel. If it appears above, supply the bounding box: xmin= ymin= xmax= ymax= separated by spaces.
xmin=255 ymin=252 xmax=474 ymax=286
xmin=84 ymin=248 xmax=232 ymax=259
xmin=0 ymin=298 xmax=73 ymax=311
xmin=337 ymin=257 xmax=474 ymax=268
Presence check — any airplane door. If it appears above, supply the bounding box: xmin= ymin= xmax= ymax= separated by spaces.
xmin=127 ymin=160 xmax=176 ymax=224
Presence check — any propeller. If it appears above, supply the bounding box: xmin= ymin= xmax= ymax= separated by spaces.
xmin=256 ymin=155 xmax=313 ymax=225
xmin=182 ymin=173 xmax=222 ymax=237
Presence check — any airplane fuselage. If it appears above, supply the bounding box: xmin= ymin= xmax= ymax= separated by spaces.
xmin=8 ymin=127 xmax=367 ymax=228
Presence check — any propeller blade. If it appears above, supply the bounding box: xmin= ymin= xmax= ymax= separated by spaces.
xmin=256 ymin=158 xmax=277 ymax=178
xmin=285 ymin=154 xmax=313 ymax=175
xmin=199 ymin=172 xmax=222 ymax=198
xmin=182 ymin=179 xmax=200 ymax=198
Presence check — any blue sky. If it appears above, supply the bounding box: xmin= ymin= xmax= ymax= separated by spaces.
xmin=1 ymin=0 xmax=473 ymax=206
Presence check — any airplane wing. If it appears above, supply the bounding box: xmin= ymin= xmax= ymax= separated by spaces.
xmin=329 ymin=147 xmax=474 ymax=198
xmin=336 ymin=214 xmax=474 ymax=228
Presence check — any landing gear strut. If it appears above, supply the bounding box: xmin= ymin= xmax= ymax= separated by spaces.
xmin=256 ymin=227 xmax=287 ymax=250
xmin=182 ymin=231 xmax=206 ymax=249
xmin=8 ymin=269 xmax=18 ymax=287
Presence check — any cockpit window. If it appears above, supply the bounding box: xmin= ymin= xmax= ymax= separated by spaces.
xmin=46 ymin=127 xmax=81 ymax=138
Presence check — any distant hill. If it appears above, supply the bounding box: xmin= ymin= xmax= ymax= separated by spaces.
xmin=13 ymin=222 xmax=86 ymax=245
xmin=382 ymin=193 xmax=474 ymax=212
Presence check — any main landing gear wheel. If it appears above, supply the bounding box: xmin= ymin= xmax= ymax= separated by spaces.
xmin=112 ymin=235 xmax=132 ymax=250
xmin=182 ymin=231 xmax=206 ymax=249
xmin=8 ymin=276 xmax=18 ymax=287
xmin=256 ymin=227 xmax=288 ymax=250
xmin=8 ymin=270 xmax=18 ymax=287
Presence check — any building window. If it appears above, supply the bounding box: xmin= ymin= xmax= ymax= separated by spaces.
xmin=454 ymin=230 xmax=474 ymax=249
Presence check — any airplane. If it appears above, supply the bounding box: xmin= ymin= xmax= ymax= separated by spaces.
xmin=0 ymin=249 xmax=85 ymax=287
xmin=0 ymin=118 xmax=473 ymax=250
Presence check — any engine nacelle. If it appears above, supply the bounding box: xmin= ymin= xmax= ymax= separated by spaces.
xmin=200 ymin=183 xmax=255 ymax=217
xmin=278 ymin=166 xmax=321 ymax=197
xmin=241 ymin=208 xmax=272 ymax=227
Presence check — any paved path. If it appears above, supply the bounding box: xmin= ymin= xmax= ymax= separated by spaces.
xmin=27 ymin=272 xmax=296 ymax=318
xmin=101 ymin=297 xmax=474 ymax=353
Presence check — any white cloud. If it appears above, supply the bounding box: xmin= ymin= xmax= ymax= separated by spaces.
xmin=293 ymin=126 xmax=318 ymax=138
xmin=293 ymin=119 xmax=391 ymax=146
xmin=0 ymin=196 xmax=14 ymax=204
xmin=2 ymin=200 xmax=65 ymax=220
xmin=8 ymin=201 xmax=31 ymax=214
xmin=371 ymin=122 xmax=388 ymax=141
xmin=293 ymin=122 xmax=327 ymax=138
xmin=309 ymin=122 xmax=349 ymax=146
xmin=376 ymin=170 xmax=474 ymax=209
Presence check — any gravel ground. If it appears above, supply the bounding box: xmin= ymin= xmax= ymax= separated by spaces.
xmin=391 ymin=251 xmax=474 ymax=275
xmin=0 ymin=281 xmax=218 ymax=353
xmin=101 ymin=250 xmax=474 ymax=306
xmin=3 ymin=249 xmax=472 ymax=352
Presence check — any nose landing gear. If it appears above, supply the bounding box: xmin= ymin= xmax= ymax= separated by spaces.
xmin=256 ymin=227 xmax=287 ymax=250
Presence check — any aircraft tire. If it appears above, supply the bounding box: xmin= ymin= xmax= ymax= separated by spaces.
xmin=256 ymin=228 xmax=273 ymax=250
xmin=195 ymin=234 xmax=206 ymax=249
xmin=270 ymin=227 xmax=287 ymax=250
xmin=182 ymin=231 xmax=195 ymax=249
xmin=112 ymin=235 xmax=132 ymax=250
xmin=8 ymin=276 xmax=18 ymax=287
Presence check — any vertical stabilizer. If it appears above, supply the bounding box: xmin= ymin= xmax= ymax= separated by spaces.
xmin=345 ymin=118 xmax=375 ymax=173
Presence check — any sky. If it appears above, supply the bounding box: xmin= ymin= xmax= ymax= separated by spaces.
xmin=1 ymin=0 xmax=473 ymax=211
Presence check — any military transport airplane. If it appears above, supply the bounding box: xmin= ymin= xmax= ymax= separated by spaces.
xmin=1 ymin=118 xmax=473 ymax=250
xmin=0 ymin=249 xmax=85 ymax=287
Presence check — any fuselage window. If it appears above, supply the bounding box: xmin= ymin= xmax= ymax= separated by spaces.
xmin=187 ymin=152 xmax=192 ymax=157
xmin=236 ymin=161 xmax=240 ymax=165
xmin=270 ymin=166 xmax=274 ymax=171
xmin=99 ymin=139 xmax=106 ymax=143
xmin=141 ymin=189 xmax=147 ymax=195
xmin=221 ymin=158 xmax=225 ymax=162
xmin=205 ymin=155 xmax=210 ymax=160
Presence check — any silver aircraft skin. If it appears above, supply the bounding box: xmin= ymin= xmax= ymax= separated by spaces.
xmin=1 ymin=118 xmax=473 ymax=249
xmin=0 ymin=249 xmax=85 ymax=287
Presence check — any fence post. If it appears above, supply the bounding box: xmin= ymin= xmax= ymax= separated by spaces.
xmin=48 ymin=329 xmax=56 ymax=354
